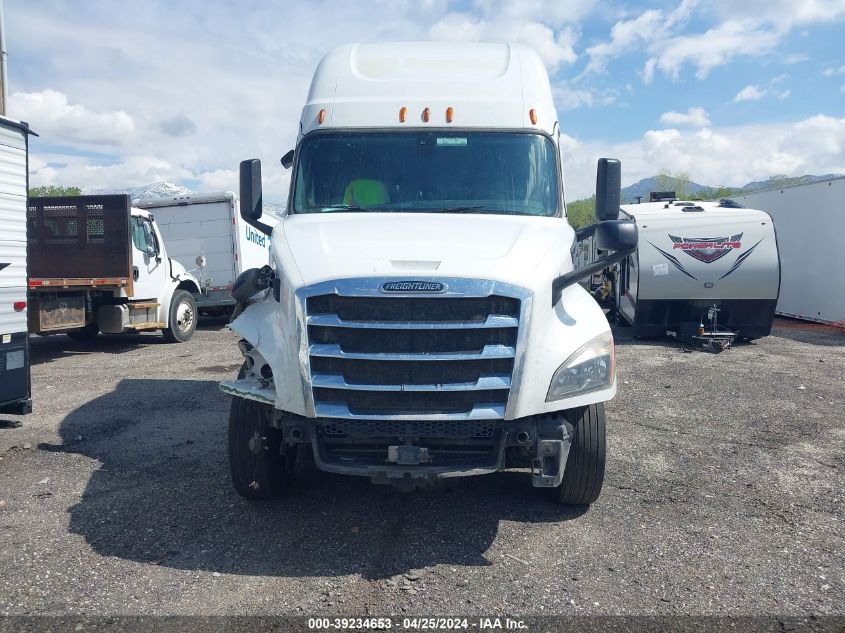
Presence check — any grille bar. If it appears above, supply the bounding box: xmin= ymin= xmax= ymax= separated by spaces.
xmin=309 ymin=343 xmax=516 ymax=361
xmin=311 ymin=373 xmax=511 ymax=391
xmin=315 ymin=402 xmax=506 ymax=420
xmin=304 ymin=290 xmax=522 ymax=420
xmin=307 ymin=314 xmax=519 ymax=329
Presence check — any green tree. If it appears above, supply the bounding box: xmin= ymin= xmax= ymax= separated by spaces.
xmin=28 ymin=185 xmax=81 ymax=197
xmin=654 ymin=169 xmax=692 ymax=198
xmin=766 ymin=174 xmax=790 ymax=189
xmin=566 ymin=195 xmax=595 ymax=229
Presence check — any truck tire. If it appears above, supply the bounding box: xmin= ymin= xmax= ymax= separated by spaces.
xmin=228 ymin=394 xmax=295 ymax=499
xmin=162 ymin=290 xmax=197 ymax=343
xmin=67 ymin=322 xmax=99 ymax=341
xmin=556 ymin=403 xmax=606 ymax=505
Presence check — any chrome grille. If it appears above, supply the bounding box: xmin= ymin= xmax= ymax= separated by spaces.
xmin=304 ymin=292 xmax=521 ymax=419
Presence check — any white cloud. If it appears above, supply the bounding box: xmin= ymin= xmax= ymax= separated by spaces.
xmin=659 ymin=107 xmax=711 ymax=127
xmin=9 ymin=89 xmax=135 ymax=146
xmin=823 ymin=65 xmax=845 ymax=76
xmin=646 ymin=20 xmax=781 ymax=81
xmin=776 ymin=89 xmax=791 ymax=100
xmin=585 ymin=10 xmax=663 ymax=74
xmin=563 ymin=114 xmax=845 ymax=199
xmin=428 ymin=14 xmax=579 ymax=70
xmin=734 ymin=85 xmax=766 ymax=102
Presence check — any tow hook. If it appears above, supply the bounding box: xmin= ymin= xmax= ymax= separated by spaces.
xmin=531 ymin=419 xmax=572 ymax=488
xmin=248 ymin=431 xmax=266 ymax=455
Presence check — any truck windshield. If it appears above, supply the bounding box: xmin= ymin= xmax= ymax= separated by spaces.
xmin=291 ymin=131 xmax=559 ymax=216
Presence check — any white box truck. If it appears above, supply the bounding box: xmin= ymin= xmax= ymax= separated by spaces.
xmin=135 ymin=192 xmax=278 ymax=317
xmin=220 ymin=42 xmax=638 ymax=505
xmin=731 ymin=177 xmax=844 ymax=326
xmin=579 ymin=197 xmax=781 ymax=346
xmin=0 ymin=116 xmax=34 ymax=415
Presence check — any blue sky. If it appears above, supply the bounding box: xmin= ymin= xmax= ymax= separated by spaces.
xmin=6 ymin=0 xmax=845 ymax=201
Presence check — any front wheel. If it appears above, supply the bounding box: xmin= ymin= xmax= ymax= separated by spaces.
xmin=162 ymin=290 xmax=197 ymax=343
xmin=555 ymin=403 xmax=606 ymax=505
xmin=228 ymin=395 xmax=295 ymax=499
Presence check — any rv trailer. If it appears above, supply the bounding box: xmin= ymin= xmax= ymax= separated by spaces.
xmin=730 ymin=176 xmax=845 ymax=326
xmin=585 ymin=197 xmax=780 ymax=346
xmin=0 ymin=116 xmax=33 ymax=415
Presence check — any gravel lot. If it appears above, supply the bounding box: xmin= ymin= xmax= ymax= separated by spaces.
xmin=0 ymin=319 xmax=842 ymax=619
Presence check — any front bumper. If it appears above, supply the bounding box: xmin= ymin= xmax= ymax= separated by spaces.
xmin=278 ymin=411 xmax=573 ymax=488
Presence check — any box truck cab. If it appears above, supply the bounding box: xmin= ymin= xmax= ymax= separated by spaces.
xmin=221 ymin=42 xmax=637 ymax=504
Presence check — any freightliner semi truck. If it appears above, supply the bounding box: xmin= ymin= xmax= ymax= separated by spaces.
xmin=220 ymin=42 xmax=637 ymax=504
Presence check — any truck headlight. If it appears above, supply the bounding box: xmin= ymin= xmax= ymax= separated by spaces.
xmin=546 ymin=331 xmax=615 ymax=401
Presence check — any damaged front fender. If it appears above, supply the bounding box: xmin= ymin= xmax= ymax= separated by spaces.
xmin=218 ymin=298 xmax=310 ymax=415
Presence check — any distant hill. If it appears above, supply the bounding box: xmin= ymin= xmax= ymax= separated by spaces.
xmin=84 ymin=181 xmax=286 ymax=217
xmin=622 ymin=173 xmax=843 ymax=203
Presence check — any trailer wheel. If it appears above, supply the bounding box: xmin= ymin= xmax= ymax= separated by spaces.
xmin=228 ymin=394 xmax=295 ymax=499
xmin=162 ymin=290 xmax=197 ymax=343
xmin=555 ymin=403 xmax=606 ymax=505
xmin=67 ymin=322 xmax=99 ymax=341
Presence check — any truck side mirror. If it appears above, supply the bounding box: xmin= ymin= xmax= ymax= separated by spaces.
xmin=595 ymin=158 xmax=621 ymax=221
xmin=595 ymin=219 xmax=637 ymax=251
xmin=239 ymin=159 xmax=272 ymax=235
xmin=280 ymin=149 xmax=294 ymax=170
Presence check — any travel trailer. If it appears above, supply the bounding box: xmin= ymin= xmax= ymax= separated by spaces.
xmin=0 ymin=116 xmax=33 ymax=415
xmin=581 ymin=197 xmax=780 ymax=346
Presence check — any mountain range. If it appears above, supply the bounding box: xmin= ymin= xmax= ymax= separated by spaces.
xmin=621 ymin=173 xmax=842 ymax=203
xmin=89 ymin=174 xmax=842 ymax=211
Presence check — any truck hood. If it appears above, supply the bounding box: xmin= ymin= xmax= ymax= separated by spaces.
xmin=275 ymin=212 xmax=574 ymax=287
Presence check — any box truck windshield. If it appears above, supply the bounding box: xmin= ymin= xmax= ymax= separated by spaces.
xmin=292 ymin=131 xmax=559 ymax=216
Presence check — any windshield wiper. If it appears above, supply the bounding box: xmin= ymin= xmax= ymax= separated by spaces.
xmin=319 ymin=204 xmax=376 ymax=213
xmin=440 ymin=205 xmax=487 ymax=213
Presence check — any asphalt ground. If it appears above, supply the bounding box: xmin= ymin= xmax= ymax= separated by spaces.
xmin=0 ymin=318 xmax=842 ymax=623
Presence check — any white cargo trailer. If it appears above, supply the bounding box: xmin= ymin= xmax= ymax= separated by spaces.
xmin=0 ymin=116 xmax=33 ymax=414
xmin=730 ymin=177 xmax=844 ymax=326
xmin=136 ymin=192 xmax=278 ymax=316
xmin=581 ymin=198 xmax=780 ymax=343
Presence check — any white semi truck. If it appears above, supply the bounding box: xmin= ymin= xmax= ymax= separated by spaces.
xmin=136 ymin=192 xmax=279 ymax=317
xmin=27 ymin=195 xmax=201 ymax=342
xmin=220 ymin=42 xmax=637 ymax=504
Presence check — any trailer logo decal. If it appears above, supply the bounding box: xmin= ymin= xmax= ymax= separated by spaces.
xmin=649 ymin=243 xmax=698 ymax=280
xmin=719 ymin=238 xmax=765 ymax=280
xmin=0 ymin=263 xmax=9 ymax=273
xmin=669 ymin=233 xmax=743 ymax=263
xmin=380 ymin=281 xmax=446 ymax=293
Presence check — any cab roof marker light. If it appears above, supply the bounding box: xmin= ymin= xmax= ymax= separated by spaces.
xmin=399 ymin=106 xmax=408 ymax=123
xmin=422 ymin=107 xmax=430 ymax=123
xmin=529 ymin=108 xmax=537 ymax=125
xmin=446 ymin=106 xmax=454 ymax=123
xmin=318 ymin=109 xmax=326 ymax=124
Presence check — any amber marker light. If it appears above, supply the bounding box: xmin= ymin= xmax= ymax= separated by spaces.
xmin=446 ymin=106 xmax=454 ymax=123
xmin=399 ymin=107 xmax=408 ymax=123
xmin=422 ymin=107 xmax=431 ymax=122
xmin=529 ymin=108 xmax=537 ymax=125
xmin=318 ymin=109 xmax=326 ymax=124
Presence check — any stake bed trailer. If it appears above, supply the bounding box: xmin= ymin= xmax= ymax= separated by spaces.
xmin=730 ymin=176 xmax=845 ymax=326
xmin=0 ymin=116 xmax=34 ymax=415
xmin=135 ymin=192 xmax=278 ymax=316
xmin=580 ymin=198 xmax=780 ymax=344
xmin=27 ymin=195 xmax=201 ymax=342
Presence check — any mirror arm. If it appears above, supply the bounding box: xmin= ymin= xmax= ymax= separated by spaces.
xmin=551 ymin=244 xmax=635 ymax=307
xmin=574 ymin=223 xmax=597 ymax=241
